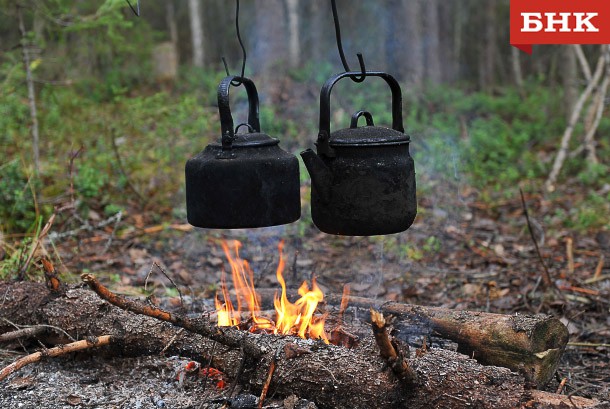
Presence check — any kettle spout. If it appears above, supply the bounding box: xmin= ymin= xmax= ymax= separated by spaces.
xmin=300 ymin=149 xmax=332 ymax=203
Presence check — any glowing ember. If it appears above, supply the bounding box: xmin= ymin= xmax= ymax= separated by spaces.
xmin=215 ymin=240 xmax=330 ymax=343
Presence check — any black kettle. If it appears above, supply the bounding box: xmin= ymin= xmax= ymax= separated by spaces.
xmin=300 ymin=71 xmax=416 ymax=236
xmin=185 ymin=75 xmax=301 ymax=229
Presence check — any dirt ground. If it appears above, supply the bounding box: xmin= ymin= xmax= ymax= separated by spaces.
xmin=1 ymin=184 xmax=609 ymax=407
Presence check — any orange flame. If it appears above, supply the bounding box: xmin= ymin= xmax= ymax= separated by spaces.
xmin=215 ymin=240 xmax=329 ymax=343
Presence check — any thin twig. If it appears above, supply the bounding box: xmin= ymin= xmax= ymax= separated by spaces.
xmin=0 ymin=335 xmax=112 ymax=381
xmin=102 ymin=210 xmax=122 ymax=255
xmin=565 ymin=237 xmax=574 ymax=276
xmin=144 ymin=262 xmax=185 ymax=313
xmin=556 ymin=377 xmax=568 ymax=394
xmin=519 ymin=189 xmax=554 ymax=289
xmin=567 ymin=342 xmax=610 ymax=348
xmin=110 ymin=127 xmax=146 ymax=206
xmin=68 ymin=146 xmax=84 ymax=207
xmin=160 ymin=328 xmax=185 ymax=355
xmin=258 ymin=346 xmax=280 ymax=409
xmin=1 ymin=319 xmax=76 ymax=343
xmin=593 ymin=254 xmax=605 ymax=280
xmin=18 ymin=212 xmax=56 ymax=278
xmin=0 ymin=326 xmax=46 ymax=343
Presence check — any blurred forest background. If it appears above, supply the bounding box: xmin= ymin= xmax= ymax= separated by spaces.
xmin=1 ymin=0 xmax=609 ymax=275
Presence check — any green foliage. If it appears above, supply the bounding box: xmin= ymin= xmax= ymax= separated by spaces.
xmin=577 ymin=163 xmax=609 ymax=186
xmin=0 ymin=161 xmax=43 ymax=233
xmin=75 ymin=163 xmax=108 ymax=199
xmin=400 ymin=87 xmax=549 ymax=197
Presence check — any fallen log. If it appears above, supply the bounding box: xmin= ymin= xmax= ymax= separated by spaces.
xmin=0 ymin=281 xmax=604 ymax=409
xmin=257 ymin=290 xmax=569 ymax=387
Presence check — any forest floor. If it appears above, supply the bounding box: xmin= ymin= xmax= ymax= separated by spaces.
xmin=1 ymin=183 xmax=609 ymax=408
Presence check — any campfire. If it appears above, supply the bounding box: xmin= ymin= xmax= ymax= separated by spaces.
xmin=214 ymin=240 xmax=330 ymax=344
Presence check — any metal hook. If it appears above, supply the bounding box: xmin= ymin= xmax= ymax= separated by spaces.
xmin=330 ymin=0 xmax=366 ymax=82
xmin=125 ymin=0 xmax=140 ymax=17
xmin=221 ymin=0 xmax=247 ymax=86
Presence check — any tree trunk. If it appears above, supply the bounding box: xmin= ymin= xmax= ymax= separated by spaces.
xmin=252 ymin=0 xmax=288 ymax=98
xmin=166 ymin=0 xmax=179 ymax=50
xmin=511 ymin=46 xmax=524 ymax=94
xmin=384 ymin=0 xmax=406 ymax=81
xmin=188 ymin=0 xmax=204 ymax=68
xmin=423 ymin=0 xmax=442 ymax=84
xmin=438 ymin=2 xmax=457 ymax=83
xmin=480 ymin=0 xmax=497 ymax=92
xmin=17 ymin=5 xmax=40 ymax=176
xmin=403 ymin=0 xmax=424 ymax=86
xmin=286 ymin=0 xmax=300 ymax=68
xmin=563 ymin=45 xmax=578 ymax=122
xmin=0 ymin=281 xmax=601 ymax=409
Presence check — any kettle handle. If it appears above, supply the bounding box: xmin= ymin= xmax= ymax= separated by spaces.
xmin=317 ymin=71 xmax=404 ymax=157
xmin=218 ymin=76 xmax=261 ymax=150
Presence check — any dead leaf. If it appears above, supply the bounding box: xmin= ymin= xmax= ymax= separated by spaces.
xmin=65 ymin=395 xmax=82 ymax=406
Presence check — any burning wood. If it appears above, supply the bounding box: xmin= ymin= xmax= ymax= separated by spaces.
xmin=214 ymin=240 xmax=330 ymax=343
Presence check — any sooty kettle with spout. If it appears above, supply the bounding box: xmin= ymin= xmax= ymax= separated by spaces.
xmin=300 ymin=71 xmax=416 ymax=236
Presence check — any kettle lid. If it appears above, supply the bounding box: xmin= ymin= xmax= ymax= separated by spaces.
xmin=211 ymin=130 xmax=279 ymax=148
xmin=330 ymin=126 xmax=409 ymax=146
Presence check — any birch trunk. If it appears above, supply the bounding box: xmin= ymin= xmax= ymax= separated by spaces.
xmin=188 ymin=0 xmax=204 ymax=68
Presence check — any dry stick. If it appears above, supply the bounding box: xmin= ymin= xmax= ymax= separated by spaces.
xmin=41 ymin=257 xmax=61 ymax=292
xmin=593 ymin=255 xmax=605 ymax=279
xmin=556 ymin=377 xmax=568 ymax=394
xmin=18 ymin=212 xmax=56 ymax=278
xmin=370 ymin=308 xmax=417 ymax=386
xmin=110 ymin=127 xmax=147 ymax=206
xmin=81 ymin=274 xmax=262 ymax=359
xmin=0 ymin=326 xmax=46 ymax=343
xmin=0 ymin=335 xmax=112 ymax=382
xmin=102 ymin=210 xmax=122 ymax=255
xmin=337 ymin=284 xmax=350 ymax=323
xmin=519 ymin=189 xmax=555 ymax=290
xmin=1 ymin=318 xmax=76 ymax=343
xmin=258 ymin=347 xmax=280 ymax=409
xmin=566 ymin=237 xmax=574 ymax=276
xmin=546 ymin=48 xmax=606 ymax=192
xmin=68 ymin=146 xmax=84 ymax=206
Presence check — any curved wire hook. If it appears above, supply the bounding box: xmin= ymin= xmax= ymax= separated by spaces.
xmin=331 ymin=0 xmax=366 ymax=82
xmin=222 ymin=0 xmax=247 ymax=86
xmin=125 ymin=0 xmax=140 ymax=17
